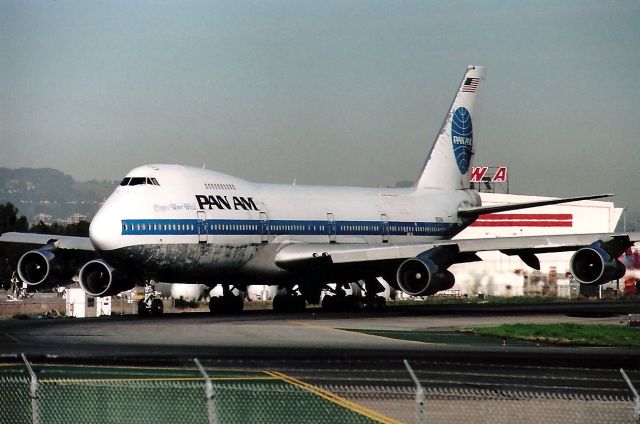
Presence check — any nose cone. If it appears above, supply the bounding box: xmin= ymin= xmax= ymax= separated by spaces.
xmin=89 ymin=202 xmax=122 ymax=252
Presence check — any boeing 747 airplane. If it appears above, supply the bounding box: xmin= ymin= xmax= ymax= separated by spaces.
xmin=2 ymin=66 xmax=638 ymax=315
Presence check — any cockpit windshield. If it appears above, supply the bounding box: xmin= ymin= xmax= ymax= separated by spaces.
xmin=119 ymin=177 xmax=160 ymax=186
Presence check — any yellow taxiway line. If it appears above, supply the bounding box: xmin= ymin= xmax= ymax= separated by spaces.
xmin=267 ymin=370 xmax=403 ymax=424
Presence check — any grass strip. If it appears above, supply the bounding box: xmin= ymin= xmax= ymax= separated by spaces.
xmin=472 ymin=323 xmax=640 ymax=347
xmin=340 ymin=329 xmax=535 ymax=346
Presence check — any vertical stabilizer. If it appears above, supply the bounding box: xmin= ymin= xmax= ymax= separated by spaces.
xmin=415 ymin=66 xmax=486 ymax=190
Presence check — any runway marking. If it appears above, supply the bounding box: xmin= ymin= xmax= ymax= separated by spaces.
xmin=0 ymin=363 xmax=21 ymax=368
xmin=267 ymin=370 xmax=402 ymax=424
xmin=36 ymin=363 xmax=264 ymax=372
xmin=34 ymin=363 xmax=269 ymax=378
xmin=291 ymin=320 xmax=432 ymax=346
xmin=39 ymin=376 xmax=279 ymax=384
xmin=3 ymin=332 xmax=25 ymax=345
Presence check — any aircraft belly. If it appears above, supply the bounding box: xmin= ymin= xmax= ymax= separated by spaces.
xmin=108 ymin=242 xmax=265 ymax=281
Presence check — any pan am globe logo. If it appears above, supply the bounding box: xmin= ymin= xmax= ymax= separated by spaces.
xmin=451 ymin=107 xmax=473 ymax=174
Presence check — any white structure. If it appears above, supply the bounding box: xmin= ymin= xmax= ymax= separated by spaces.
xmin=451 ymin=193 xmax=622 ymax=296
xmin=65 ymin=287 xmax=111 ymax=317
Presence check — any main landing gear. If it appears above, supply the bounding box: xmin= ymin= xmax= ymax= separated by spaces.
xmin=272 ymin=286 xmax=306 ymax=313
xmin=138 ymin=282 xmax=164 ymax=316
xmin=208 ymin=285 xmax=244 ymax=314
xmin=321 ymin=279 xmax=387 ymax=312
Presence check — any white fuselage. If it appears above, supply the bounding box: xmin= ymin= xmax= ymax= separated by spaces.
xmin=89 ymin=164 xmax=480 ymax=284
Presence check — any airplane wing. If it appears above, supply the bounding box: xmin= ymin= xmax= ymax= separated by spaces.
xmin=457 ymin=194 xmax=614 ymax=218
xmin=0 ymin=232 xmax=97 ymax=287
xmin=0 ymin=232 xmax=94 ymax=257
xmin=275 ymin=232 xmax=640 ymax=279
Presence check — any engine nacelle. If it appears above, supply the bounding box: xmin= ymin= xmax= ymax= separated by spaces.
xmin=396 ymin=255 xmax=455 ymax=296
xmin=79 ymin=259 xmax=135 ymax=297
xmin=570 ymin=243 xmax=626 ymax=285
xmin=17 ymin=248 xmax=70 ymax=287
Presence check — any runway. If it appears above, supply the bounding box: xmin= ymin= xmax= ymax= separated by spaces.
xmin=1 ymin=303 xmax=638 ymax=399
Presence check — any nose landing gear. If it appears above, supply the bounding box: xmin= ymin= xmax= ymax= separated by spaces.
xmin=138 ymin=282 xmax=164 ymax=316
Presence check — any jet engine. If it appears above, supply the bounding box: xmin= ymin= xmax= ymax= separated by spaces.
xmin=396 ymin=251 xmax=455 ymax=296
xmin=17 ymin=248 xmax=71 ymax=287
xmin=79 ymin=259 xmax=136 ymax=297
xmin=570 ymin=242 xmax=626 ymax=285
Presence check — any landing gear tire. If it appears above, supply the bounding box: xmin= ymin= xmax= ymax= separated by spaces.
xmin=150 ymin=299 xmax=164 ymax=316
xmin=321 ymin=295 xmax=335 ymax=311
xmin=321 ymin=295 xmax=362 ymax=312
xmin=137 ymin=300 xmax=148 ymax=316
xmin=209 ymin=295 xmax=244 ymax=314
xmin=272 ymin=294 xmax=286 ymax=312
xmin=364 ymin=296 xmax=387 ymax=311
xmin=273 ymin=295 xmax=306 ymax=313
xmin=293 ymin=295 xmax=306 ymax=312
xmin=232 ymin=295 xmax=244 ymax=313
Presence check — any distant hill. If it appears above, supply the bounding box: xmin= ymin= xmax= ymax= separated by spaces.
xmin=0 ymin=167 xmax=116 ymax=224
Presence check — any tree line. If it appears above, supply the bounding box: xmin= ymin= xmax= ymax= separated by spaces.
xmin=0 ymin=202 xmax=89 ymax=237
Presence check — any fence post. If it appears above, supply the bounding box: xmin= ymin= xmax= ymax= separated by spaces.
xmin=620 ymin=368 xmax=640 ymax=424
xmin=21 ymin=353 xmax=39 ymax=424
xmin=194 ymin=358 xmax=217 ymax=424
xmin=404 ymin=359 xmax=426 ymax=424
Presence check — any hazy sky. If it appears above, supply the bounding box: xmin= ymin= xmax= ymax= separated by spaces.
xmin=2 ymin=1 xmax=639 ymax=213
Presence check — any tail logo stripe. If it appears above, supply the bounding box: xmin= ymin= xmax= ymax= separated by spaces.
xmin=451 ymin=107 xmax=473 ymax=174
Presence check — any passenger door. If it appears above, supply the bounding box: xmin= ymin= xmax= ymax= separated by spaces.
xmin=197 ymin=211 xmax=207 ymax=244
xmin=327 ymin=213 xmax=337 ymax=243
xmin=260 ymin=211 xmax=269 ymax=243
xmin=381 ymin=213 xmax=390 ymax=243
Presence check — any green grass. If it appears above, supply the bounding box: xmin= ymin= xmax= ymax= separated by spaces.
xmin=472 ymin=323 xmax=640 ymax=347
xmin=0 ymin=364 xmax=379 ymax=423
xmin=343 ymin=324 xmax=640 ymax=347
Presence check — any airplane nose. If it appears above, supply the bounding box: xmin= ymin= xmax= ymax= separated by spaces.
xmin=89 ymin=203 xmax=121 ymax=251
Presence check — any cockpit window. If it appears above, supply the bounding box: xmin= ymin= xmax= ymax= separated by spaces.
xmin=128 ymin=177 xmax=147 ymax=186
xmin=120 ymin=177 xmax=160 ymax=186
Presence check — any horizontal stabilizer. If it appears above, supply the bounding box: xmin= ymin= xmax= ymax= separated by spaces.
xmin=458 ymin=194 xmax=613 ymax=218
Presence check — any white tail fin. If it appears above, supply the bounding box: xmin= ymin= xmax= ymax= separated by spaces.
xmin=416 ymin=65 xmax=486 ymax=190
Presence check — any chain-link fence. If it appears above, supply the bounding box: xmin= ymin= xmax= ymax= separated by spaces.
xmin=1 ymin=358 xmax=638 ymax=424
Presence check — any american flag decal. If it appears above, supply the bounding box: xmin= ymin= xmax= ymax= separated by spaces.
xmin=461 ymin=77 xmax=480 ymax=93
